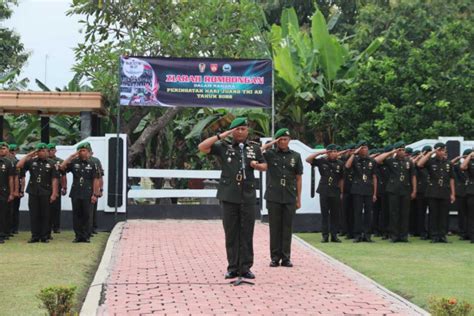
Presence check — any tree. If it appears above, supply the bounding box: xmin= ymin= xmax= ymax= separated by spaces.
xmin=329 ymin=0 xmax=474 ymax=146
xmin=270 ymin=7 xmax=383 ymax=144
xmin=68 ymin=0 xmax=269 ymax=167
xmin=0 ymin=0 xmax=28 ymax=88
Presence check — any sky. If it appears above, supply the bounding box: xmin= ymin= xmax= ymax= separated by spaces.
xmin=3 ymin=0 xmax=84 ymax=90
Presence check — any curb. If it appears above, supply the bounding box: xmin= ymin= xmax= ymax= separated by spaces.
xmin=293 ymin=234 xmax=430 ymax=316
xmin=80 ymin=221 xmax=125 ymax=316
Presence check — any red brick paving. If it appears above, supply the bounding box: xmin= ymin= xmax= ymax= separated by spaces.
xmin=98 ymin=220 xmax=425 ymax=315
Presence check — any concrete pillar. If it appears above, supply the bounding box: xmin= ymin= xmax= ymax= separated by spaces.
xmin=0 ymin=115 xmax=3 ymax=141
xmin=40 ymin=116 xmax=49 ymax=143
xmin=80 ymin=111 xmax=92 ymax=139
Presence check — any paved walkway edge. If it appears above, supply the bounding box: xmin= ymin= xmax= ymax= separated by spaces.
xmin=80 ymin=221 xmax=125 ymax=316
xmin=293 ymin=234 xmax=431 ymax=316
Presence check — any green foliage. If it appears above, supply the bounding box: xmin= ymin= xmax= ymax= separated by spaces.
xmin=36 ymin=285 xmax=77 ymax=316
xmin=330 ymin=0 xmax=474 ymax=146
xmin=0 ymin=0 xmax=29 ymax=88
xmin=428 ymin=297 xmax=473 ymax=316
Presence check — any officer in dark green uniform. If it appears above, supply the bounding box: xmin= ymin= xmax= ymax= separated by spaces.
xmin=8 ymin=144 xmax=23 ymax=235
xmin=377 ymin=145 xmax=392 ymax=240
xmin=261 ymin=128 xmax=302 ymax=267
xmin=48 ymin=143 xmax=67 ymax=235
xmin=61 ymin=142 xmax=100 ymax=243
xmin=198 ymin=117 xmax=267 ymax=279
xmin=17 ymin=143 xmax=59 ymax=243
xmin=369 ymin=148 xmax=382 ymax=236
xmin=417 ymin=142 xmax=455 ymax=243
xmin=0 ymin=142 xmax=15 ymax=244
xmin=460 ymin=150 xmax=474 ymax=243
xmin=89 ymin=151 xmax=104 ymax=236
xmin=307 ymin=144 xmax=344 ymax=243
xmin=452 ymin=149 xmax=471 ymax=240
xmin=340 ymin=144 xmax=355 ymax=239
xmin=412 ymin=145 xmax=431 ymax=239
xmin=345 ymin=141 xmax=378 ymax=242
xmin=376 ymin=142 xmax=417 ymax=242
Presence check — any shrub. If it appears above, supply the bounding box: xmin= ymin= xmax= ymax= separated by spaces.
xmin=428 ymin=296 xmax=473 ymax=316
xmin=37 ymin=286 xmax=77 ymax=316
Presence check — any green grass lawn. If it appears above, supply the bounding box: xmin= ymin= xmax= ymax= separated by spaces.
xmin=0 ymin=231 xmax=109 ymax=315
xmin=297 ymin=233 xmax=474 ymax=310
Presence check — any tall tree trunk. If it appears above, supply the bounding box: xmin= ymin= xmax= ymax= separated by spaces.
xmin=128 ymin=107 xmax=181 ymax=164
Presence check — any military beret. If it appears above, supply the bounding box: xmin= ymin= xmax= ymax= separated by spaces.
xmin=47 ymin=143 xmax=57 ymax=149
xmin=315 ymin=144 xmax=325 ymax=150
xmin=463 ymin=149 xmax=472 ymax=156
xmin=383 ymin=145 xmax=393 ymax=153
xmin=0 ymin=141 xmax=9 ymax=148
xmin=412 ymin=150 xmax=421 ymax=156
xmin=405 ymin=147 xmax=413 ymax=154
xmin=36 ymin=143 xmax=48 ymax=150
xmin=326 ymin=144 xmax=338 ymax=151
xmin=77 ymin=142 xmax=91 ymax=150
xmin=274 ymin=128 xmax=290 ymax=139
xmin=422 ymin=145 xmax=432 ymax=152
xmin=434 ymin=142 xmax=445 ymax=149
xmin=8 ymin=144 xmax=18 ymax=151
xmin=336 ymin=145 xmax=342 ymax=151
xmin=368 ymin=149 xmax=376 ymax=155
xmin=393 ymin=141 xmax=405 ymax=149
xmin=356 ymin=140 xmax=368 ymax=148
xmin=229 ymin=117 xmax=247 ymax=129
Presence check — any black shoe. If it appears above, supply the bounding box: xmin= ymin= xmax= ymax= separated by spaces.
xmin=225 ymin=271 xmax=239 ymax=279
xmin=47 ymin=235 xmax=53 ymax=240
xmin=439 ymin=236 xmax=449 ymax=243
xmin=92 ymin=230 xmax=98 ymax=235
xmin=28 ymin=238 xmax=39 ymax=243
xmin=13 ymin=231 xmax=19 ymax=234
xmin=353 ymin=237 xmax=362 ymax=243
xmin=83 ymin=239 xmax=91 ymax=243
xmin=269 ymin=260 xmax=279 ymax=267
xmin=321 ymin=236 xmax=329 ymax=243
xmin=281 ymin=260 xmax=293 ymax=267
xmin=331 ymin=236 xmax=341 ymax=243
xmin=241 ymin=271 xmax=256 ymax=279
xmin=390 ymin=238 xmax=398 ymax=243
xmin=345 ymin=235 xmax=354 ymax=240
xmin=0 ymin=239 xmax=4 ymax=244
xmin=40 ymin=239 xmax=49 ymax=243
xmin=72 ymin=239 xmax=80 ymax=243
xmin=471 ymin=240 xmax=474 ymax=244
xmin=430 ymin=238 xmax=439 ymax=243
xmin=53 ymin=230 xmax=60 ymax=234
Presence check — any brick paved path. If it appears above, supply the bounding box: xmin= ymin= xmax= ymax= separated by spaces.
xmin=95 ymin=220 xmax=426 ymax=315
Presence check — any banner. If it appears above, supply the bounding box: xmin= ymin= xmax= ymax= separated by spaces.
xmin=119 ymin=56 xmax=272 ymax=108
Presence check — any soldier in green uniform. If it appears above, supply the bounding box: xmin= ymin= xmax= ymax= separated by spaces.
xmin=89 ymin=151 xmax=104 ymax=236
xmin=460 ymin=150 xmax=474 ymax=243
xmin=306 ymin=144 xmax=344 ymax=243
xmin=340 ymin=144 xmax=355 ymax=239
xmin=375 ymin=142 xmax=417 ymax=242
xmin=412 ymin=146 xmax=431 ymax=239
xmin=417 ymin=142 xmax=455 ymax=243
xmin=198 ymin=117 xmax=267 ymax=279
xmin=261 ymin=128 xmax=302 ymax=267
xmin=60 ymin=142 xmax=100 ymax=243
xmin=452 ymin=149 xmax=471 ymax=240
xmin=8 ymin=144 xmax=24 ymax=235
xmin=377 ymin=145 xmax=392 ymax=240
xmin=0 ymin=142 xmax=15 ymax=244
xmin=17 ymin=143 xmax=59 ymax=243
xmin=48 ymin=143 xmax=67 ymax=235
xmin=345 ymin=141 xmax=378 ymax=242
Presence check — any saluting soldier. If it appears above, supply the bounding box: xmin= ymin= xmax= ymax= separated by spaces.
xmin=89 ymin=151 xmax=104 ymax=236
xmin=412 ymin=146 xmax=431 ymax=239
xmin=48 ymin=143 xmax=67 ymax=235
xmin=340 ymin=144 xmax=355 ymax=239
xmin=198 ymin=117 xmax=267 ymax=280
xmin=417 ymin=142 xmax=455 ymax=243
xmin=261 ymin=128 xmax=302 ymax=267
xmin=60 ymin=142 xmax=100 ymax=243
xmin=452 ymin=149 xmax=471 ymax=240
xmin=460 ymin=150 xmax=474 ymax=243
xmin=0 ymin=142 xmax=15 ymax=244
xmin=377 ymin=145 xmax=392 ymax=240
xmin=8 ymin=144 xmax=24 ymax=235
xmin=375 ymin=142 xmax=416 ymax=242
xmin=369 ymin=148 xmax=382 ymax=236
xmin=17 ymin=143 xmax=59 ymax=243
xmin=345 ymin=141 xmax=378 ymax=243
xmin=306 ymin=144 xmax=344 ymax=243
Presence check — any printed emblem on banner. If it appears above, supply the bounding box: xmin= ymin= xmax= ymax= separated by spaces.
xmin=210 ymin=64 xmax=218 ymax=73
xmin=223 ymin=64 xmax=231 ymax=72
xmin=198 ymin=63 xmax=206 ymax=73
